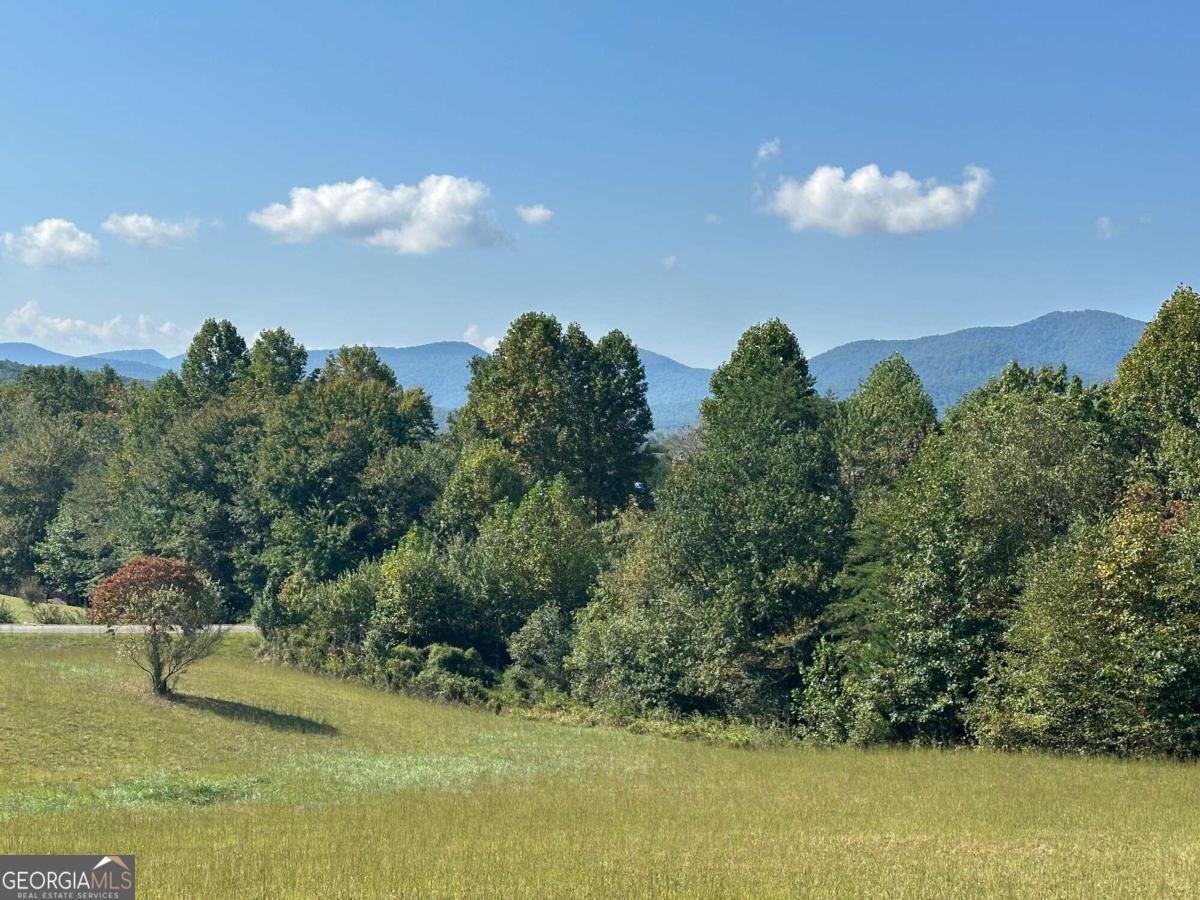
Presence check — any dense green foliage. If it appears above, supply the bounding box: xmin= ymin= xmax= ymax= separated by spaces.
xmin=571 ymin=321 xmax=847 ymax=719
xmin=4 ymin=288 xmax=1200 ymax=756
xmin=459 ymin=313 xmax=653 ymax=517
xmin=972 ymin=486 xmax=1200 ymax=755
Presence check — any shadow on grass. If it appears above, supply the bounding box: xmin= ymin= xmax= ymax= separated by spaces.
xmin=173 ymin=694 xmax=338 ymax=736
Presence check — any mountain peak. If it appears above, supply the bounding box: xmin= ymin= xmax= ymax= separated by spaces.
xmin=809 ymin=308 xmax=1146 ymax=410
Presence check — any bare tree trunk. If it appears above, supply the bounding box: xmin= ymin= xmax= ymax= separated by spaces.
xmin=147 ymin=628 xmax=169 ymax=696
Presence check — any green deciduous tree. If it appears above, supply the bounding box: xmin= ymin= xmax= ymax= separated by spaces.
xmin=256 ymin=346 xmax=435 ymax=580
xmin=110 ymin=396 xmax=268 ymax=617
xmin=431 ymin=439 xmax=525 ymax=538
xmin=973 ymin=486 xmax=1200 ymax=755
xmin=34 ymin=462 xmax=123 ymax=602
xmin=248 ymin=327 xmax=308 ymax=396
xmin=809 ymin=365 xmax=1124 ymax=744
xmin=0 ymin=394 xmax=115 ymax=585
xmin=463 ymin=477 xmax=602 ymax=653
xmin=369 ymin=477 xmax=603 ymax=666
xmin=371 ymin=528 xmax=475 ymax=651
xmin=462 ymin=313 xmax=652 ymax=516
xmin=180 ymin=318 xmax=249 ymax=400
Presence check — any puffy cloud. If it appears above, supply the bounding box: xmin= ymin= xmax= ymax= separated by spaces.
xmin=102 ymin=213 xmax=199 ymax=247
xmin=515 ymin=204 xmax=554 ymax=225
xmin=2 ymin=219 xmax=100 ymax=266
xmin=703 ymin=212 xmax=722 ymax=225
xmin=1095 ymin=216 xmax=1116 ymax=240
xmin=661 ymin=255 xmax=678 ymax=271
xmin=1 ymin=300 xmax=187 ymax=352
xmin=765 ymin=163 xmax=991 ymax=236
xmin=755 ymin=137 xmax=781 ymax=165
xmin=249 ymin=175 xmax=503 ymax=254
xmin=463 ymin=324 xmax=500 ymax=353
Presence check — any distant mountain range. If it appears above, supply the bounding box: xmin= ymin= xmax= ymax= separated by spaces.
xmin=808 ymin=310 xmax=1147 ymax=411
xmin=0 ymin=310 xmax=1148 ymax=428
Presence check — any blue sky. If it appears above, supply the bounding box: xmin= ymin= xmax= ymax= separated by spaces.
xmin=1 ymin=1 xmax=1196 ymax=367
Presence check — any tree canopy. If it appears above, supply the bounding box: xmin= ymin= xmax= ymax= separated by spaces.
xmin=6 ymin=289 xmax=1200 ymax=758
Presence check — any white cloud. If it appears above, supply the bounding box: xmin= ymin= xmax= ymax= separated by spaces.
xmin=102 ymin=213 xmax=199 ymax=247
xmin=765 ymin=164 xmax=991 ymax=236
xmin=3 ymin=301 xmax=122 ymax=345
xmin=704 ymin=212 xmax=722 ymax=225
xmin=515 ymin=204 xmax=554 ymax=225
xmin=249 ymin=175 xmax=502 ymax=254
xmin=135 ymin=314 xmax=188 ymax=344
xmin=2 ymin=219 xmax=100 ymax=266
xmin=1 ymin=300 xmax=187 ymax=352
xmin=1095 ymin=216 xmax=1116 ymax=240
xmin=661 ymin=255 xmax=678 ymax=271
xmin=463 ymin=324 xmax=500 ymax=353
xmin=755 ymin=137 xmax=781 ymax=165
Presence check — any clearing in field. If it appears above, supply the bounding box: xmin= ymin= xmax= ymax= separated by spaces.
xmin=1 ymin=634 xmax=1198 ymax=898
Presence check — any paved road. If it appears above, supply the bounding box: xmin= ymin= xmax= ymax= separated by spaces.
xmin=0 ymin=624 xmax=258 ymax=634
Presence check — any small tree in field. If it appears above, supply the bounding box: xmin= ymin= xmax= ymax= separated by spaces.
xmin=91 ymin=556 xmax=224 ymax=697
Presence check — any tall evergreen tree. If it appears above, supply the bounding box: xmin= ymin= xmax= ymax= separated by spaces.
xmin=1113 ymin=284 xmax=1200 ymax=499
xmin=571 ymin=320 xmax=847 ymax=718
xmin=702 ymin=318 xmax=823 ymax=441
xmin=835 ymin=354 xmax=936 ymax=502
xmin=1113 ymin=284 xmax=1200 ymax=435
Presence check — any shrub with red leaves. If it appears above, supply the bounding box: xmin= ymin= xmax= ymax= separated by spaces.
xmin=90 ymin=556 xmax=204 ymax=624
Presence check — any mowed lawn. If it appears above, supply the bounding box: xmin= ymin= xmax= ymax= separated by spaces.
xmin=1 ymin=636 xmax=1198 ymax=898
xmin=0 ymin=594 xmax=87 ymax=624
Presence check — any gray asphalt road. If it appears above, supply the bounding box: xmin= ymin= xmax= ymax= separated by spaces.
xmin=0 ymin=624 xmax=258 ymax=634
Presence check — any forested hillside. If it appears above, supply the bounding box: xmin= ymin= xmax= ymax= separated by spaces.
xmin=809 ymin=309 xmax=1146 ymax=410
xmin=3 ymin=289 xmax=1198 ymax=756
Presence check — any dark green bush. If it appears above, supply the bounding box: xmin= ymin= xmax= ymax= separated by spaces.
xmin=371 ymin=643 xmax=426 ymax=690
xmin=412 ymin=644 xmax=496 ymax=704
xmin=506 ymin=603 xmax=572 ymax=694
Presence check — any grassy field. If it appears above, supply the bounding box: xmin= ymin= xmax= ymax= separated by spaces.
xmin=0 ymin=593 xmax=88 ymax=624
xmin=2 ymin=635 xmax=1198 ymax=898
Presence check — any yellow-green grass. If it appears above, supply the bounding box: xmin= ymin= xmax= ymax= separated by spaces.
xmin=2 ymin=636 xmax=1199 ymax=898
xmin=0 ymin=594 xmax=87 ymax=624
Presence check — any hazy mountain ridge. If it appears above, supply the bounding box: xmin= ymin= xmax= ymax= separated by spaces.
xmin=305 ymin=342 xmax=486 ymax=410
xmin=808 ymin=310 xmax=1146 ymax=411
xmin=0 ymin=310 xmax=1148 ymax=427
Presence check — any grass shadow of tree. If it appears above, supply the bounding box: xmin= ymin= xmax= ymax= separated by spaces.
xmin=173 ymin=694 xmax=338 ymax=735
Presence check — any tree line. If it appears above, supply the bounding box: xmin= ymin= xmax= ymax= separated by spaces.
xmin=3 ymin=288 xmax=1200 ymax=755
